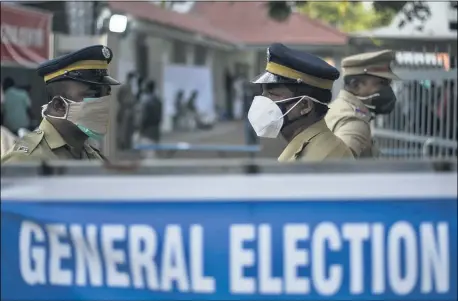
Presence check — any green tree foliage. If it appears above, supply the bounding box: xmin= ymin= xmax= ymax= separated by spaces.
xmin=267 ymin=1 xmax=432 ymax=32
xmin=296 ymin=1 xmax=397 ymax=32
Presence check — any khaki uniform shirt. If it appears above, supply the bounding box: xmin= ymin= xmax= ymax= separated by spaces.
xmin=1 ymin=118 xmax=106 ymax=164
xmin=325 ymin=90 xmax=379 ymax=158
xmin=1 ymin=126 xmax=18 ymax=157
xmin=278 ymin=119 xmax=354 ymax=162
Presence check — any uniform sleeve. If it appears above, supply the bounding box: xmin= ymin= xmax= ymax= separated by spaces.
xmin=333 ymin=117 xmax=372 ymax=157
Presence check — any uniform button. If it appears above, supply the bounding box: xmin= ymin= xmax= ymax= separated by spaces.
xmin=36 ymin=130 xmax=42 ymax=134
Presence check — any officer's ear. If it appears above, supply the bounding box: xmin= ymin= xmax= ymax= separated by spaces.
xmin=346 ymin=78 xmax=363 ymax=96
xmin=299 ymin=97 xmax=313 ymax=116
xmin=348 ymin=77 xmax=359 ymax=89
xmin=50 ymin=96 xmax=67 ymax=114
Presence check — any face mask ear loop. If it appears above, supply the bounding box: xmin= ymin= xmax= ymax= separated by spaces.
xmin=256 ymin=96 xmax=305 ymax=133
xmin=276 ymin=95 xmax=329 ymax=121
xmin=364 ymin=104 xmax=376 ymax=110
xmin=357 ymin=93 xmax=381 ymax=101
xmin=279 ymin=96 xmax=305 ymax=120
xmin=275 ymin=95 xmax=303 ymax=104
xmin=41 ymin=104 xmax=48 ymax=118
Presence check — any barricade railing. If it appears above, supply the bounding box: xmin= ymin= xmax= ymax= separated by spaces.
xmin=134 ymin=143 xmax=261 ymax=159
xmin=373 ymin=128 xmax=458 ymax=158
xmin=1 ymin=158 xmax=456 ymax=179
xmin=373 ymin=50 xmax=457 ymax=159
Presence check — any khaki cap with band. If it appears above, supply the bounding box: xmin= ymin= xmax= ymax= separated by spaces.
xmin=341 ymin=50 xmax=400 ymax=80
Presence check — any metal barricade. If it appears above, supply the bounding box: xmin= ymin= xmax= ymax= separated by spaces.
xmin=373 ymin=50 xmax=458 ymax=159
xmin=1 ymin=158 xmax=456 ymax=179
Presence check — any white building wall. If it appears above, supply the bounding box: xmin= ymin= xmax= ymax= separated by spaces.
xmin=116 ymin=32 xmax=137 ymax=84
xmin=145 ymin=36 xmax=171 ymax=98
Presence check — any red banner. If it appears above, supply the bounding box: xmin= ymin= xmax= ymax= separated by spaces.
xmin=1 ymin=3 xmax=52 ymax=67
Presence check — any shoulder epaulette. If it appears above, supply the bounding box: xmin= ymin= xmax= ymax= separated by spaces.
xmin=11 ymin=129 xmax=44 ymax=155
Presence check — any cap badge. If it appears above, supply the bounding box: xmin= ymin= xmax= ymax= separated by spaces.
xmin=102 ymin=47 xmax=110 ymax=59
xmin=266 ymin=48 xmax=271 ymax=63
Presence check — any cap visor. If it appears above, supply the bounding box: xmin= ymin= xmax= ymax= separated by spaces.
xmin=62 ymin=75 xmax=121 ymax=86
xmin=388 ymin=72 xmax=401 ymax=81
xmin=101 ymin=75 xmax=121 ymax=85
xmin=251 ymin=71 xmax=297 ymax=84
xmin=369 ymin=71 xmax=401 ymax=81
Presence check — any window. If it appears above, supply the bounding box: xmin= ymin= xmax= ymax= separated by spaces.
xmin=172 ymin=40 xmax=187 ymax=64
xmin=194 ymin=44 xmax=207 ymax=66
xmin=235 ymin=63 xmax=249 ymax=80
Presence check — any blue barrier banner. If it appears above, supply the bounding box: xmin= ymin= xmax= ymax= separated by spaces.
xmin=1 ymin=197 xmax=457 ymax=301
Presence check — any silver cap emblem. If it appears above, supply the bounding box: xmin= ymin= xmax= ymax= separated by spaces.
xmin=266 ymin=48 xmax=271 ymax=63
xmin=102 ymin=47 xmax=110 ymax=59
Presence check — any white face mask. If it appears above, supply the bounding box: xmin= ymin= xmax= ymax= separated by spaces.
xmin=247 ymin=95 xmax=328 ymax=138
xmin=42 ymin=96 xmax=110 ymax=140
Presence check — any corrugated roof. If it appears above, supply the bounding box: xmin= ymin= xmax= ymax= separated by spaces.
xmin=108 ymin=1 xmax=347 ymax=47
xmin=108 ymin=1 xmax=239 ymax=45
xmin=191 ymin=2 xmax=347 ymax=46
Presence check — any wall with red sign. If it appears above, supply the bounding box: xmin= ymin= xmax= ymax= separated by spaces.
xmin=1 ymin=3 xmax=52 ymax=68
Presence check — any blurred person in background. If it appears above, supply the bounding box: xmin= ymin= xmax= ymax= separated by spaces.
xmin=224 ymin=68 xmax=234 ymax=120
xmin=233 ymin=75 xmax=244 ymax=120
xmin=173 ymin=90 xmax=185 ymax=131
xmin=325 ymin=50 xmax=399 ymax=158
xmin=1 ymin=77 xmax=33 ymax=135
xmin=18 ymin=84 xmax=39 ymax=129
xmin=192 ymin=90 xmax=214 ymax=130
xmin=186 ymin=90 xmax=198 ymax=130
xmin=139 ymin=80 xmax=162 ymax=151
xmin=117 ymin=72 xmax=136 ymax=150
xmin=248 ymin=43 xmax=353 ymax=161
xmin=1 ymin=45 xmax=120 ymax=163
xmin=187 ymin=90 xmax=197 ymax=116
xmin=132 ymin=76 xmax=147 ymax=144
xmin=136 ymin=76 xmax=145 ymax=101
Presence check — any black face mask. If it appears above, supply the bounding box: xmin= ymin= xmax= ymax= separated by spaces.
xmin=276 ymin=99 xmax=307 ymax=131
xmin=357 ymin=85 xmax=397 ymax=115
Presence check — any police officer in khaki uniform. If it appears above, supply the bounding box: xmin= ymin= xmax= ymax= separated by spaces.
xmin=1 ymin=45 xmax=120 ymax=164
xmin=248 ymin=43 xmax=354 ymax=162
xmin=325 ymin=50 xmax=400 ymax=158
